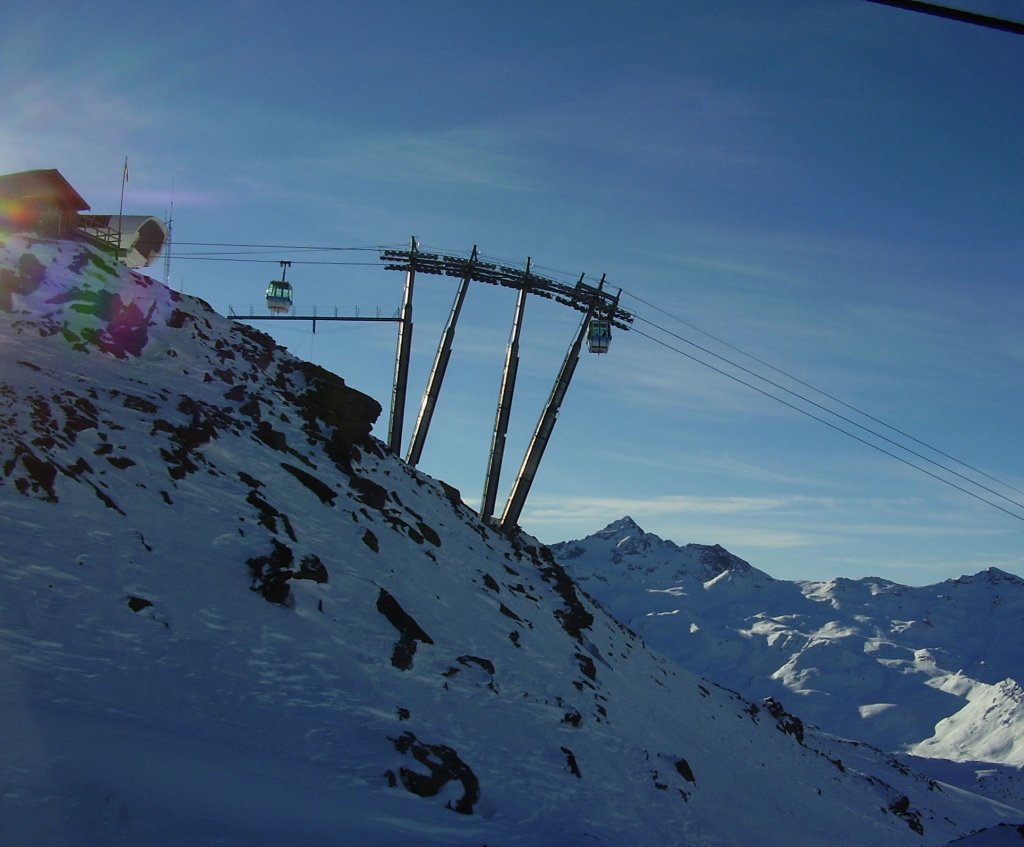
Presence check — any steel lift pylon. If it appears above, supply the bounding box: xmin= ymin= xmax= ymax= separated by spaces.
xmin=382 ymin=245 xmax=632 ymax=533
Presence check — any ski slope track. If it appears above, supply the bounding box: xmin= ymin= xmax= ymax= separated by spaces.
xmin=0 ymin=232 xmax=1019 ymax=845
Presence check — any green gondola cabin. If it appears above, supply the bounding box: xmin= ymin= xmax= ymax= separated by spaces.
xmin=265 ymin=260 xmax=293 ymax=313
xmin=587 ymin=318 xmax=612 ymax=354
xmin=265 ymin=280 xmax=293 ymax=313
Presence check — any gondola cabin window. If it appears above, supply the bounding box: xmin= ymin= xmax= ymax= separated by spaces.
xmin=265 ymin=280 xmax=293 ymax=314
xmin=587 ymin=318 xmax=611 ymax=354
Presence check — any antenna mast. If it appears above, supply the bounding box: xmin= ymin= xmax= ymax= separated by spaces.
xmin=162 ymin=189 xmax=174 ymax=287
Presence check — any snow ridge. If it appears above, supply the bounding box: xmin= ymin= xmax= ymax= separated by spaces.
xmin=551 ymin=518 xmax=1024 ymax=806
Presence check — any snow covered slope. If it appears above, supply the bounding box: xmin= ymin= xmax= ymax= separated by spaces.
xmin=551 ymin=519 xmax=1024 ymax=771
xmin=0 ymin=234 xmax=1019 ymax=845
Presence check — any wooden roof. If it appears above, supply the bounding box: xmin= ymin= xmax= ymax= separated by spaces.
xmin=0 ymin=169 xmax=90 ymax=211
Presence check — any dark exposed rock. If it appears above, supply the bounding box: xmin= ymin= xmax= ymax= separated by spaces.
xmin=247 ymin=539 xmax=295 ymax=604
xmin=416 ymin=521 xmax=441 ymax=547
xmin=86 ymin=480 xmax=125 ymax=514
xmin=232 ymin=322 xmax=276 ymax=371
xmin=281 ymin=462 xmax=335 ymax=505
xmin=245 ymin=489 xmax=297 ymax=541
xmin=438 ymin=480 xmax=462 ymax=506
xmin=762 ymin=697 xmax=805 ymax=745
xmin=561 ymin=746 xmax=582 ymax=778
xmin=888 ymin=795 xmax=924 ymax=835
xmin=389 ymin=731 xmax=479 ymax=815
xmin=151 ymin=397 xmax=236 ymax=481
xmin=499 ymin=603 xmax=523 ymax=623
xmin=376 ymin=588 xmax=434 ymax=670
xmin=127 ymin=596 xmax=153 ymax=613
xmin=350 ymin=475 xmax=388 ymax=510
xmin=362 ymin=529 xmax=380 ymax=553
xmin=166 ymin=308 xmax=190 ymax=329
xmin=121 ymin=394 xmax=158 ymax=415
xmin=223 ymin=384 xmax=247 ymax=403
xmin=575 ymin=652 xmax=597 ymax=681
xmin=245 ymin=541 xmax=328 ymax=601
xmin=293 ymin=361 xmax=381 ymax=467
xmin=527 ymin=542 xmax=593 ymax=640
xmin=699 ymin=543 xmax=753 ymax=576
xmin=66 ymin=457 xmax=92 ymax=476
xmin=254 ymin=421 xmax=287 ymax=451
xmin=238 ymin=471 xmax=263 ymax=489
xmin=294 ymin=553 xmax=328 ymax=583
xmin=457 ymin=655 xmax=495 ymax=675
xmin=675 ymin=758 xmax=696 ymax=784
xmin=11 ymin=446 xmax=58 ymax=501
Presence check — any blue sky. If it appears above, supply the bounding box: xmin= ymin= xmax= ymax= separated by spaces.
xmin=4 ymin=0 xmax=1023 ymax=583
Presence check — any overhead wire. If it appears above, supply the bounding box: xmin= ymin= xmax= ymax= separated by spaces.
xmin=169 ymin=255 xmax=381 ymax=266
xmin=622 ymin=287 xmax=1024 ymax=500
xmin=861 ymin=0 xmax=1024 ymax=36
xmin=169 ymin=240 xmax=386 ymax=264
xmin=173 ymin=241 xmax=383 ymax=251
xmin=624 ymin=310 xmax=1024 ymax=522
xmin=628 ymin=324 xmax=1024 ymax=523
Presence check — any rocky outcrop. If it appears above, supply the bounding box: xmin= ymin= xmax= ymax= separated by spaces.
xmin=376 ymin=588 xmax=435 ymax=670
xmin=387 ymin=732 xmax=479 ymax=815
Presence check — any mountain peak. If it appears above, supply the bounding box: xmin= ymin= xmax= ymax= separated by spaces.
xmin=551 ymin=518 xmax=761 ymax=591
xmin=599 ymin=515 xmax=645 ymax=536
xmin=948 ymin=567 xmax=1024 ymax=588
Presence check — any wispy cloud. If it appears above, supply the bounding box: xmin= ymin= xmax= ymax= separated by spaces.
xmin=304 ymin=126 xmax=541 ymax=194
xmin=594 ymin=444 xmax=833 ymax=490
xmin=523 ymin=492 xmax=822 ymax=550
xmin=525 ymin=493 xmax=793 ymax=523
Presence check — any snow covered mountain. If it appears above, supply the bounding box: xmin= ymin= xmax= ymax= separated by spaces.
xmin=550 ymin=518 xmax=1024 ymax=799
xmin=1 ymin=233 xmax=1020 ymax=845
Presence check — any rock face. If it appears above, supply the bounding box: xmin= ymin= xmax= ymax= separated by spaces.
xmin=0 ymin=233 xmax=380 ymax=520
xmin=0 ymin=233 xmax=1019 ymax=846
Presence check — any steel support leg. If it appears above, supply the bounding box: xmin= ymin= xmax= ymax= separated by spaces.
xmin=500 ymin=306 xmax=593 ymax=533
xmin=406 ymin=248 xmax=476 ymax=466
xmin=388 ymin=238 xmax=417 ymax=455
xmin=481 ymin=267 xmax=530 ymax=522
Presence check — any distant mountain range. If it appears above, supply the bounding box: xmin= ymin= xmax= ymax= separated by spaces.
xmin=551 ymin=516 xmax=1024 ymax=805
xmin=0 ymin=232 xmax=1020 ymax=845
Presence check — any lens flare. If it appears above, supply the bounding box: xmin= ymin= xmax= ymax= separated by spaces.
xmin=1 ymin=231 xmax=177 ymax=360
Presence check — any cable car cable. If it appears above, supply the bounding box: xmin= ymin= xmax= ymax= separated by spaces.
xmin=622 ymin=286 xmax=1024 ymax=501
xmin=173 ymin=241 xmax=382 ymax=251
xmin=861 ymin=0 xmax=1024 ymax=36
xmin=168 ymin=255 xmax=382 ymax=266
xmin=626 ymin=315 xmax=1024 ymax=516
xmin=630 ymin=311 xmax=1024 ymax=514
xmin=630 ymin=324 xmax=1024 ymax=523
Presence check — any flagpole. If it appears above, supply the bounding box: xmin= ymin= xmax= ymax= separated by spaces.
xmin=116 ymin=157 xmax=127 ymax=263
